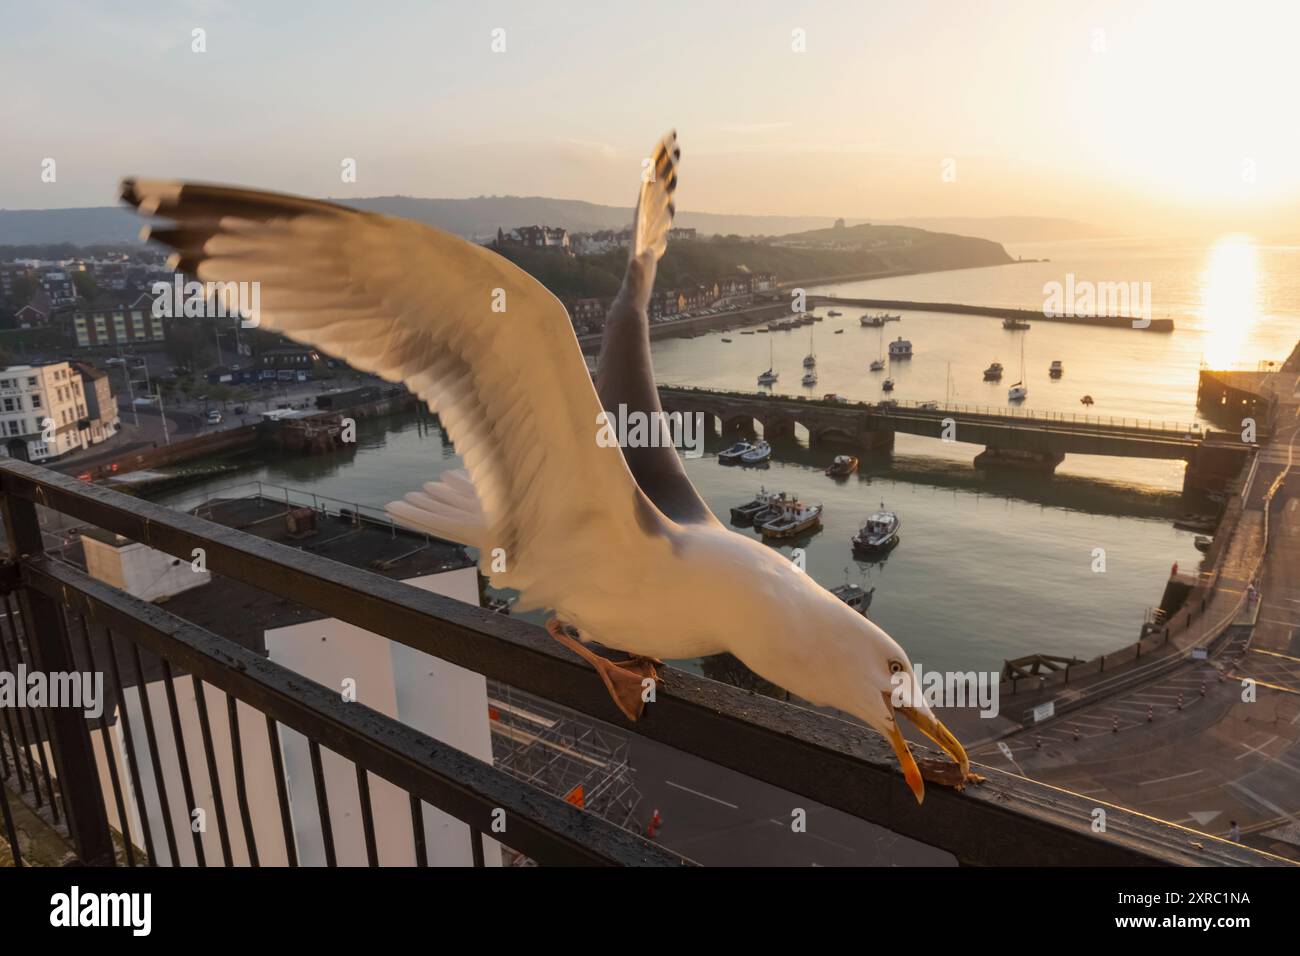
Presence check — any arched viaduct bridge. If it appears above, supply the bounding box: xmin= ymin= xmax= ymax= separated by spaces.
xmin=656 ymin=386 xmax=1250 ymax=490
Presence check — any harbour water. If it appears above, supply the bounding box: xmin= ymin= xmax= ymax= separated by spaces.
xmin=155 ymin=235 xmax=1297 ymax=676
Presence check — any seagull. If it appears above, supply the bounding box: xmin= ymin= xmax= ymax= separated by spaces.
xmin=120 ymin=133 xmax=969 ymax=802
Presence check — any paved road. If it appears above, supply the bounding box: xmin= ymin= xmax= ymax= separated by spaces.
xmin=624 ymin=725 xmax=954 ymax=866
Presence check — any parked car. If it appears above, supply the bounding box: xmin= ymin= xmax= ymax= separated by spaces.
xmin=207 ymin=409 xmax=223 ymax=425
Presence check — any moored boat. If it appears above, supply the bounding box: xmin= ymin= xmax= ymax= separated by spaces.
xmin=730 ymin=486 xmax=784 ymax=526
xmin=1049 ymin=360 xmax=1063 ymax=378
xmin=983 ymin=362 xmax=1003 ymax=381
xmin=888 ymin=337 xmax=912 ymax=358
xmin=740 ymin=440 xmax=772 ymax=465
xmin=1002 ymin=317 xmax=1031 ymax=330
xmin=825 ymin=454 xmax=859 ymax=478
xmin=852 ymin=506 xmax=900 ymax=556
xmin=718 ymin=440 xmax=753 ymax=465
xmin=759 ymin=498 xmax=823 ymax=539
xmin=829 ymin=583 xmax=874 ymax=617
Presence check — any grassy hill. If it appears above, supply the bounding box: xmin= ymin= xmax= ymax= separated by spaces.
xmin=496 ymin=225 xmax=1012 ymax=300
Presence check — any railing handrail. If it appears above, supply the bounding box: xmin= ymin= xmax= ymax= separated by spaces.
xmin=658 ymin=385 xmax=1202 ymax=439
xmin=20 ymin=555 xmax=683 ymax=867
xmin=0 ymin=458 xmax=1288 ymax=866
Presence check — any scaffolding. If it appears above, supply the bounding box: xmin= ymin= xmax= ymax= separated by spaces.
xmin=486 ymin=680 xmax=643 ymax=834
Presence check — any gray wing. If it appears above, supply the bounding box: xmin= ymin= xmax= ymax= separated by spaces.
xmin=595 ymin=134 xmax=717 ymax=527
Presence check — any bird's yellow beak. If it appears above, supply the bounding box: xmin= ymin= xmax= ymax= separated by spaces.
xmin=880 ymin=692 xmax=971 ymax=804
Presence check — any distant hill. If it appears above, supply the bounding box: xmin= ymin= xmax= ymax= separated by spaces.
xmin=872 ymin=216 xmax=1107 ymax=243
xmin=0 ymin=196 xmax=1098 ymax=247
xmin=496 ymin=223 xmax=1012 ymax=302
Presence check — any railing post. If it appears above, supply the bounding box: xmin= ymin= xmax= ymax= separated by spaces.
xmin=0 ymin=489 xmax=115 ymax=865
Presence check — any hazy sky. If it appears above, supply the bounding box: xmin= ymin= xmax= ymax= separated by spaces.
xmin=5 ymin=0 xmax=1299 ymax=236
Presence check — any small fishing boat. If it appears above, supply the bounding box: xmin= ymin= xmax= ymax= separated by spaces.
xmin=870 ymin=358 xmax=886 ymax=372
xmin=1008 ymin=336 xmax=1027 ymax=401
xmin=983 ymin=362 xmax=1003 ymax=381
xmin=801 ymin=370 xmax=818 ymax=387
xmin=1174 ymin=514 xmax=1217 ymax=534
xmin=740 ymin=330 xmax=755 ymax=335
xmin=721 ymin=337 xmax=733 ymax=343
xmin=882 ymin=378 xmax=895 ymax=392
xmin=833 ymin=328 xmax=844 ymax=334
xmin=1080 ymin=394 xmax=1095 ymax=406
xmin=827 ymin=310 xmax=842 ymax=317
xmin=861 ymin=314 xmax=885 ymax=327
xmin=1002 ymin=317 xmax=1031 ymax=330
xmin=730 ymin=487 xmax=784 ymax=526
xmin=740 ymin=440 xmax=772 ymax=465
xmin=888 ymin=337 xmax=912 ymax=358
xmin=826 ymin=454 xmax=859 ymax=478
xmin=760 ymin=498 xmax=823 ymax=539
xmin=751 ymin=491 xmax=792 ymax=525
xmin=1049 ymin=360 xmax=1063 ymax=378
xmin=852 ymin=506 xmax=900 ymax=556
xmin=718 ymin=440 xmax=753 ymax=465
xmin=829 ymin=583 xmax=874 ymax=617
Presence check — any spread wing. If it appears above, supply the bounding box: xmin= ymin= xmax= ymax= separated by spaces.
xmin=121 ymin=178 xmax=672 ymax=609
xmin=595 ymin=132 xmax=717 ymax=525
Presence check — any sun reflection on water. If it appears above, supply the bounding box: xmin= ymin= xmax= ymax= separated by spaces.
xmin=1198 ymin=235 xmax=1260 ymax=367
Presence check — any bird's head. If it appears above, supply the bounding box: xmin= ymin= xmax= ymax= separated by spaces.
xmin=751 ymin=575 xmax=971 ymax=804
xmin=853 ymin=625 xmax=970 ymax=804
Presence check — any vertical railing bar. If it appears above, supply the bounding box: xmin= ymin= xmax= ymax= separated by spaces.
xmin=0 ymin=716 xmax=11 ymax=780
xmin=224 ymin=694 xmax=259 ymax=867
xmin=263 ymin=716 xmax=298 ymax=867
xmin=190 ymin=679 xmax=233 ymax=866
xmin=0 ymin=605 xmax=34 ymax=797
xmin=8 ymin=593 xmax=61 ymax=823
xmin=471 ymin=827 xmax=486 ymax=868
xmin=409 ymin=794 xmax=428 ymax=867
xmin=308 ymin=741 xmax=336 ymax=867
xmin=129 ymin=643 xmax=181 ymax=866
xmin=0 ymin=773 xmax=21 ymax=867
xmin=73 ymin=615 xmax=135 ymax=867
xmin=157 ymin=659 xmax=206 ymax=866
xmin=101 ymin=627 xmax=156 ymax=864
xmin=355 ymin=764 xmax=379 ymax=867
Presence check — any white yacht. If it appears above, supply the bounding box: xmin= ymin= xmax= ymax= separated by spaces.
xmin=1008 ymin=335 xmax=1027 ymax=401
xmin=801 ymin=369 xmax=818 ymax=387
xmin=888 ymin=336 xmax=913 ymax=358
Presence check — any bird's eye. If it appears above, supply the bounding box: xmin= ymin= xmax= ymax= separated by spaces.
xmin=888 ymin=660 xmax=903 ymax=675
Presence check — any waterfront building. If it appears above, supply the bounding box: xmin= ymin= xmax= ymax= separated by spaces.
xmin=0 ymin=361 xmax=89 ymax=461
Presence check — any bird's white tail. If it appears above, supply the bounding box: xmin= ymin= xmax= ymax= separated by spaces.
xmin=633 ymin=131 xmax=680 ymax=261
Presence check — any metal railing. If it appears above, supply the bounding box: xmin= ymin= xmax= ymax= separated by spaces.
xmin=659 ymin=385 xmax=1203 ymax=438
xmin=0 ymin=458 xmax=1289 ymax=867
